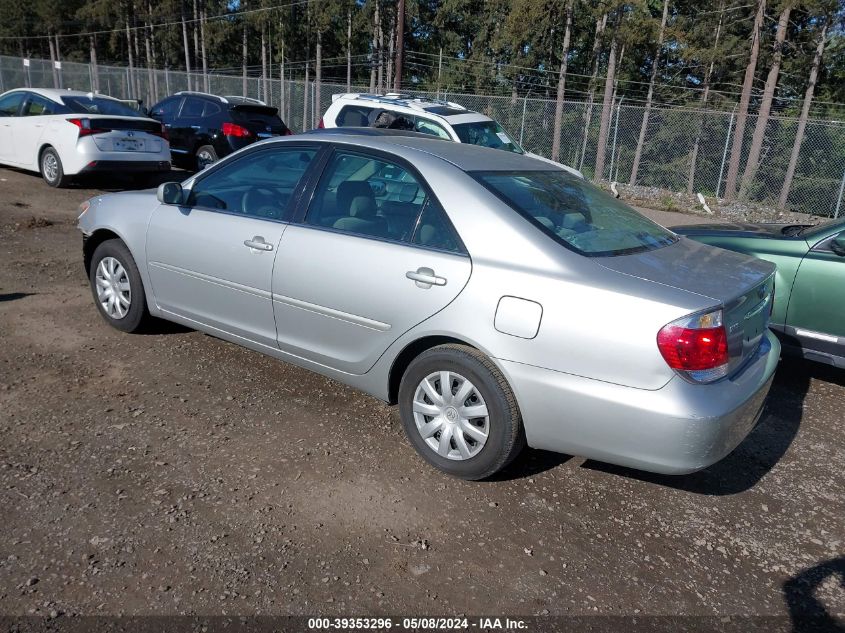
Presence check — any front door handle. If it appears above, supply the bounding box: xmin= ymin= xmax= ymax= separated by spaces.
xmin=244 ymin=236 xmax=273 ymax=252
xmin=406 ymin=267 xmax=446 ymax=288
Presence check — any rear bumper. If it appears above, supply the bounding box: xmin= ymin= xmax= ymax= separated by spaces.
xmin=79 ymin=160 xmax=171 ymax=174
xmin=501 ymin=330 xmax=780 ymax=475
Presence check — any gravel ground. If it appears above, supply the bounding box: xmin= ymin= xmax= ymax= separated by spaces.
xmin=0 ymin=166 xmax=843 ymax=627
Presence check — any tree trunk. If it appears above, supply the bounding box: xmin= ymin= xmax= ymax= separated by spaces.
xmin=89 ymin=35 xmax=99 ymax=92
xmin=315 ymin=31 xmax=322 ymax=126
xmin=241 ymin=8 xmax=248 ymax=97
xmin=347 ymin=9 xmax=352 ymax=92
xmin=394 ymin=0 xmax=405 ymax=91
xmin=200 ymin=1 xmax=208 ymax=92
xmin=126 ymin=18 xmax=137 ymax=97
xmin=551 ymin=0 xmax=574 ymax=163
xmin=723 ymin=0 xmax=766 ymax=201
xmin=593 ymin=32 xmax=618 ymax=181
xmin=303 ymin=61 xmax=310 ymax=132
xmin=180 ymin=2 xmax=192 ymax=91
xmin=778 ymin=19 xmax=828 ymax=208
xmin=387 ymin=12 xmax=395 ymax=92
xmin=739 ymin=5 xmax=791 ymax=199
xmin=48 ymin=34 xmax=59 ymax=89
xmin=132 ymin=7 xmax=143 ymax=100
xmin=629 ymin=0 xmax=669 ymax=186
xmin=370 ymin=1 xmax=378 ymax=93
xmin=577 ymin=13 xmax=608 ymax=171
xmin=192 ymin=0 xmax=200 ymax=83
xmin=261 ymin=24 xmax=268 ymax=103
xmin=688 ymin=0 xmax=725 ymax=194
xmin=144 ymin=14 xmax=154 ymax=105
xmin=377 ymin=3 xmax=384 ymax=93
xmin=280 ymin=32 xmax=286 ymax=121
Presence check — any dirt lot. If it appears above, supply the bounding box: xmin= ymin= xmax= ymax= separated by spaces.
xmin=0 ymin=166 xmax=843 ymax=628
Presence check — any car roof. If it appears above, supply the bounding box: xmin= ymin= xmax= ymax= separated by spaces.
xmin=6 ymin=88 xmax=126 ymax=103
xmin=332 ymin=92 xmax=491 ymax=124
xmin=278 ymin=131 xmax=558 ymax=173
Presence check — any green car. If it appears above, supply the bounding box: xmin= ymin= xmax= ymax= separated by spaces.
xmin=674 ymin=218 xmax=845 ymax=368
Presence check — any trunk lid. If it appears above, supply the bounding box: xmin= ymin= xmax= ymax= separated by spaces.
xmin=597 ymin=237 xmax=775 ymax=372
xmin=71 ymin=116 xmax=163 ymax=134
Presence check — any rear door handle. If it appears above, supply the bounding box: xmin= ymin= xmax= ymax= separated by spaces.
xmin=406 ymin=267 xmax=446 ymax=288
xmin=244 ymin=236 xmax=273 ymax=252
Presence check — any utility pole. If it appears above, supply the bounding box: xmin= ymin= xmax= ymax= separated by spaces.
xmin=393 ymin=0 xmax=405 ymax=91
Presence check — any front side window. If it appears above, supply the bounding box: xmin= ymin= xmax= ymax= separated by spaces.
xmin=474 ymin=170 xmax=678 ymax=257
xmin=306 ymin=151 xmax=428 ymax=242
xmin=150 ymin=98 xmax=181 ymax=120
xmin=60 ymin=95 xmax=142 ymax=117
xmin=180 ymin=97 xmax=205 ymax=119
xmin=453 ymin=120 xmax=523 ymax=154
xmin=0 ymin=92 xmax=25 ymax=116
xmin=187 ymin=147 xmax=317 ymax=220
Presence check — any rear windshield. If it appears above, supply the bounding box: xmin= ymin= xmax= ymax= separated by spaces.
xmin=231 ymin=105 xmax=286 ymax=128
xmin=474 ymin=170 xmax=678 ymax=257
xmin=452 ymin=121 xmax=523 ymax=154
xmin=61 ymin=96 xmax=143 ymax=117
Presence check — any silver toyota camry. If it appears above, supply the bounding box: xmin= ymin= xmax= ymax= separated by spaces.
xmin=77 ymin=131 xmax=780 ymax=480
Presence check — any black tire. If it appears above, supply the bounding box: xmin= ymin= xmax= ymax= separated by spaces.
xmin=88 ymin=239 xmax=151 ymax=333
xmin=398 ymin=344 xmax=526 ymax=480
xmin=40 ymin=147 xmax=70 ymax=188
xmin=194 ymin=145 xmax=218 ymax=171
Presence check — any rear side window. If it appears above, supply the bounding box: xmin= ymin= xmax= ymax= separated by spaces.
xmin=203 ymin=101 xmax=222 ymax=117
xmin=150 ymin=98 xmax=181 ymax=119
xmin=306 ymin=151 xmax=428 ymax=242
xmin=180 ymin=97 xmax=205 ymax=118
xmin=336 ymin=105 xmax=374 ymax=127
xmin=23 ymin=94 xmax=63 ymax=116
xmin=474 ymin=170 xmax=677 ymax=257
xmin=411 ymin=200 xmax=464 ymax=253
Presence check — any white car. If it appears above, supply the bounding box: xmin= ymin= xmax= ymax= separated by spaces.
xmin=320 ymin=92 xmax=584 ymax=178
xmin=0 ymin=88 xmax=171 ymax=187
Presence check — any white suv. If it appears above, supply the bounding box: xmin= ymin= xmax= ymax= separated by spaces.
xmin=320 ymin=93 xmax=583 ymax=177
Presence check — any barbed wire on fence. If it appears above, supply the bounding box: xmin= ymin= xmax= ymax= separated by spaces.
xmin=1 ymin=54 xmax=843 ymax=218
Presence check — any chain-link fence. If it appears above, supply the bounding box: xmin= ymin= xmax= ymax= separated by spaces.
xmin=3 ymin=54 xmax=845 ymax=218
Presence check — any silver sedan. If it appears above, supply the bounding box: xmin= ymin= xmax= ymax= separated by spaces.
xmin=77 ymin=132 xmax=780 ymax=480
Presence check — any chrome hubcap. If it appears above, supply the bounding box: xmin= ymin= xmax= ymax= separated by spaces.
xmin=95 ymin=256 xmax=131 ymax=319
xmin=412 ymin=371 xmax=489 ymax=461
xmin=197 ymin=151 xmax=215 ymax=169
xmin=43 ymin=153 xmax=58 ymax=182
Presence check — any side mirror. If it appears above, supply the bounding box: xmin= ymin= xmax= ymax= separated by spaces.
xmin=831 ymin=235 xmax=845 ymax=257
xmin=157 ymin=182 xmax=183 ymax=205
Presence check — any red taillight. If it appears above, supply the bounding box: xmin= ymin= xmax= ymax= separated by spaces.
xmin=68 ymin=118 xmax=99 ymax=137
xmin=657 ymin=309 xmax=729 ymax=382
xmin=317 ymin=117 xmax=325 ymax=129
xmin=221 ymin=122 xmax=252 ymax=138
xmin=153 ymin=122 xmax=168 ymax=141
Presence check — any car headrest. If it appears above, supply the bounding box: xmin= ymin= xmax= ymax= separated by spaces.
xmin=337 ymin=181 xmax=374 ymax=213
xmin=350 ymin=196 xmax=377 ymax=220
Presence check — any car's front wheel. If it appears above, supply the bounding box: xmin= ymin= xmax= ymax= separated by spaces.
xmin=398 ymin=344 xmax=525 ymax=480
xmin=89 ymin=239 xmax=151 ymax=333
xmin=40 ymin=147 xmax=70 ymax=188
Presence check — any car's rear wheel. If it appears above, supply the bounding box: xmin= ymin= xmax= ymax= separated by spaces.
xmin=398 ymin=344 xmax=525 ymax=480
xmin=89 ymin=239 xmax=150 ymax=333
xmin=40 ymin=147 xmax=70 ymax=188
xmin=195 ymin=145 xmax=218 ymax=171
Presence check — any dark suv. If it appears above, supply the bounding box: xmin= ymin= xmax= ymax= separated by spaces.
xmin=148 ymin=92 xmax=292 ymax=170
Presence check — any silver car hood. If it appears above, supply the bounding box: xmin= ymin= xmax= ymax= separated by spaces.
xmin=595 ymin=236 xmax=775 ymax=304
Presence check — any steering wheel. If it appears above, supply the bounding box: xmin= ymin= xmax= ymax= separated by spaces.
xmin=242 ymin=186 xmax=282 ymax=219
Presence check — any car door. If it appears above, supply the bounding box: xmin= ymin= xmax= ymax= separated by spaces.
xmin=0 ymin=91 xmax=26 ymax=163
xmin=14 ymin=93 xmax=55 ymax=168
xmin=272 ymin=147 xmax=472 ymax=374
xmin=786 ymin=229 xmax=845 ymax=346
xmin=149 ymin=97 xmax=185 ymax=154
xmin=145 ymin=143 xmax=320 ymax=346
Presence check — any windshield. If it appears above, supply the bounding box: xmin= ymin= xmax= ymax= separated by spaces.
xmin=474 ymin=170 xmax=678 ymax=257
xmin=61 ymin=96 xmax=142 ymax=117
xmin=452 ymin=120 xmax=523 ymax=154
